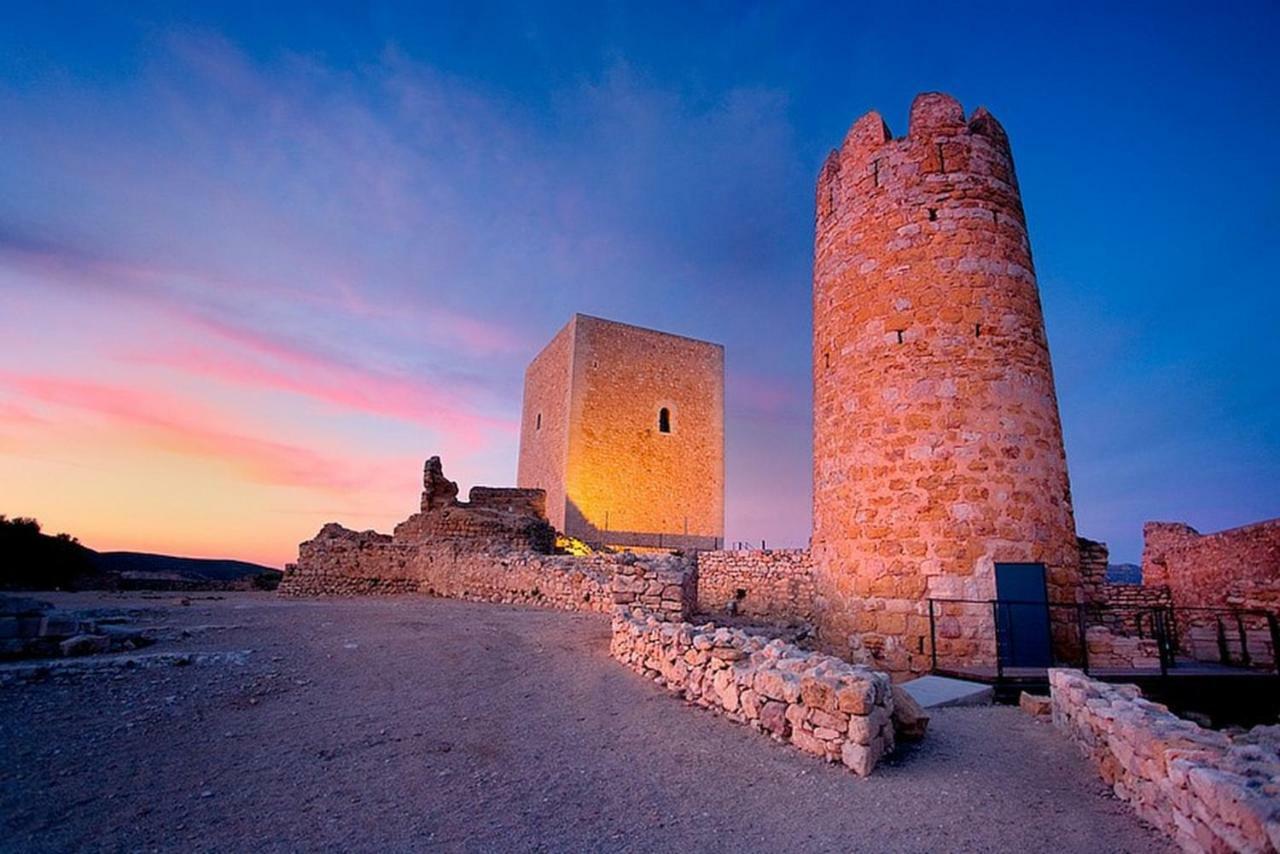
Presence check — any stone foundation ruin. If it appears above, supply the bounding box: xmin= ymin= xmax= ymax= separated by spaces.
xmin=1050 ymin=669 xmax=1280 ymax=852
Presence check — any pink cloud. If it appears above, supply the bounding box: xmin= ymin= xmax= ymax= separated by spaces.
xmin=0 ymin=230 xmax=526 ymax=358
xmin=133 ymin=311 xmax=517 ymax=447
xmin=0 ymin=373 xmax=406 ymax=494
xmin=0 ymin=400 xmax=49 ymax=428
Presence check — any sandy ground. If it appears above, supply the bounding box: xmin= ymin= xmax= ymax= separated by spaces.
xmin=0 ymin=592 xmax=1172 ymax=853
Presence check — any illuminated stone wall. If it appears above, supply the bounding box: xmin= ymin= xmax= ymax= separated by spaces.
xmin=695 ymin=549 xmax=815 ymax=622
xmin=1142 ymin=519 xmax=1280 ymax=611
xmin=518 ymin=314 xmax=724 ymax=550
xmin=516 ymin=321 xmax=575 ymax=536
xmin=811 ymin=93 xmax=1080 ymax=676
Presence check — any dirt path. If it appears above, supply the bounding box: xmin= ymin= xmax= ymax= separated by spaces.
xmin=0 ymin=592 xmax=1171 ymax=853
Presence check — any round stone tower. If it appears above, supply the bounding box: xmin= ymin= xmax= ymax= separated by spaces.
xmin=811 ymin=92 xmax=1080 ymax=676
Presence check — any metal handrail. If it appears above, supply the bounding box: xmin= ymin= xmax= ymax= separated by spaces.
xmin=924 ymin=597 xmax=1280 ymax=678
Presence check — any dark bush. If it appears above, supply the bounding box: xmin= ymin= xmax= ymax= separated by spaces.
xmin=0 ymin=515 xmax=97 ymax=590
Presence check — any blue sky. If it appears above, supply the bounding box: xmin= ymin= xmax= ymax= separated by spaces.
xmin=0 ymin=1 xmax=1276 ymax=563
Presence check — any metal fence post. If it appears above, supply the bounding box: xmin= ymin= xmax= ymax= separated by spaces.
xmin=1236 ymin=613 xmax=1251 ymax=668
xmin=1267 ymin=612 xmax=1280 ymax=675
xmin=1077 ymin=604 xmax=1090 ymax=675
xmin=991 ymin=600 xmax=1004 ymax=681
xmin=928 ymin=599 xmax=938 ymax=673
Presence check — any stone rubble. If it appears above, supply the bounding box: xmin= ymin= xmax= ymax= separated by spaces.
xmin=1050 ymin=668 xmax=1280 ymax=852
xmin=0 ymin=594 xmax=152 ymax=660
xmin=1019 ymin=691 xmax=1052 ymax=718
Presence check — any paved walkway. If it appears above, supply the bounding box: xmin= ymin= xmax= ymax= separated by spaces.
xmin=0 ymin=593 xmax=1171 ymax=852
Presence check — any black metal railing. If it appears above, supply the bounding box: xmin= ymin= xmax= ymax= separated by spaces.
xmin=925 ymin=598 xmax=1280 ymax=680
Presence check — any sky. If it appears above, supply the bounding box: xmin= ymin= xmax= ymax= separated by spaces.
xmin=1 ymin=1 xmax=1277 ymax=567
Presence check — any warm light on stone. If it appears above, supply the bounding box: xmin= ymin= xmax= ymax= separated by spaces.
xmin=810 ymin=92 xmax=1081 ymax=675
xmin=517 ymin=313 xmax=724 ymax=551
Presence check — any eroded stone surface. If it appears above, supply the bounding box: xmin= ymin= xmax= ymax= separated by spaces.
xmin=810 ymin=93 xmax=1081 ymax=676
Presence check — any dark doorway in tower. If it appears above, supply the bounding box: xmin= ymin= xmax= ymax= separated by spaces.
xmin=658 ymin=407 xmax=671 ymax=433
xmin=994 ymin=562 xmax=1052 ymax=668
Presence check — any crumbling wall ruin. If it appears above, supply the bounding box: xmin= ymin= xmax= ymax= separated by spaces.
xmin=279 ymin=523 xmax=625 ymax=610
xmin=278 ymin=456 xmax=688 ymax=613
xmin=1143 ymin=519 xmax=1280 ymax=612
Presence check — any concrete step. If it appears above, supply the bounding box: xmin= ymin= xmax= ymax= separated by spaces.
xmin=899 ymin=675 xmax=994 ymax=708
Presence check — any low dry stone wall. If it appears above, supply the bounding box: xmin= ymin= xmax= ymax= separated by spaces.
xmin=1049 ymin=668 xmax=1280 ymax=852
xmin=695 ymin=549 xmax=815 ymax=622
xmin=610 ymin=611 xmax=895 ymax=775
xmin=611 ymin=559 xmax=696 ymax=622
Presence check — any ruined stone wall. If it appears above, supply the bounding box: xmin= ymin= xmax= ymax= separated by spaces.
xmin=518 ymin=314 xmax=724 ymax=551
xmin=695 ymin=549 xmax=814 ymax=622
xmin=278 ymin=456 xmax=690 ymax=613
xmin=1079 ymin=537 xmax=1110 ymax=607
xmin=1142 ymin=519 xmax=1280 ymax=611
xmin=1078 ymin=537 xmax=1172 ymax=634
xmin=280 ymin=522 xmax=693 ymax=614
xmin=811 ymin=92 xmax=1080 ymax=676
xmin=610 ymin=559 xmax=697 ymax=623
xmin=610 ymin=611 xmax=895 ymax=776
xmin=1050 ymin=669 xmax=1280 ymax=852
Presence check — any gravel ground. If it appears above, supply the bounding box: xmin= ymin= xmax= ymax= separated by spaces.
xmin=0 ymin=592 xmax=1173 ymax=853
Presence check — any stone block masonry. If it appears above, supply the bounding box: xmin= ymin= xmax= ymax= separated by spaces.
xmin=1078 ymin=536 xmax=1172 ymax=641
xmin=1049 ymin=669 xmax=1280 ymax=852
xmin=611 ymin=558 xmax=697 ymax=623
xmin=1143 ymin=519 xmax=1280 ymax=613
xmin=695 ymin=549 xmax=814 ymax=622
xmin=280 ymin=523 xmax=623 ymax=610
xmin=517 ymin=314 xmax=724 ymax=551
xmin=610 ymin=611 xmax=896 ymax=776
xmin=810 ymin=92 xmax=1081 ymax=677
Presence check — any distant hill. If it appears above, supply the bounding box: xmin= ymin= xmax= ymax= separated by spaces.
xmin=1 ymin=515 xmax=281 ymax=591
xmin=91 ymin=550 xmax=279 ymax=583
xmin=1106 ymin=563 xmax=1142 ymax=584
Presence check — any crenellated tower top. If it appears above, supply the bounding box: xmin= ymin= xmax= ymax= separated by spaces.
xmin=809 ymin=91 xmax=1079 ymax=676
